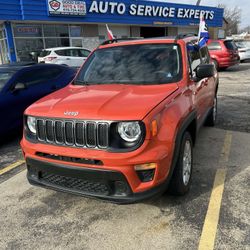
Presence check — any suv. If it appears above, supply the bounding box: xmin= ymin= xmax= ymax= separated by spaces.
xmin=38 ymin=47 xmax=91 ymax=67
xmin=207 ymin=39 xmax=240 ymax=70
xmin=21 ymin=36 xmax=218 ymax=203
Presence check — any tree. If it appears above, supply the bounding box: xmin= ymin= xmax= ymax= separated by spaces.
xmin=219 ymin=5 xmax=241 ymax=35
xmin=240 ymin=26 xmax=250 ymax=33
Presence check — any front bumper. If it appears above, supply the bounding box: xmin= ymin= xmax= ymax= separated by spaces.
xmin=26 ymin=157 xmax=170 ymax=204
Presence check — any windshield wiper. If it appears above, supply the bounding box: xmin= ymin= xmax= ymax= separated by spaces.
xmin=73 ymin=79 xmax=90 ymax=85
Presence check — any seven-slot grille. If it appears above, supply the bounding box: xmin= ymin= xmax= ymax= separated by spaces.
xmin=36 ymin=118 xmax=109 ymax=149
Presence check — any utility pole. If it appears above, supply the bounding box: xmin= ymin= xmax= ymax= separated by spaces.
xmin=196 ymin=0 xmax=202 ymax=5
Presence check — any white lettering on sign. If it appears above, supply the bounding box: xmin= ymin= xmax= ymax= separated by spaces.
xmin=89 ymin=1 xmax=125 ymax=15
xmin=46 ymin=0 xmax=218 ymax=21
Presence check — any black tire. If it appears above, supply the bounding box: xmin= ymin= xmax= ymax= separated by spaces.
xmin=168 ymin=131 xmax=193 ymax=195
xmin=205 ymin=95 xmax=217 ymax=127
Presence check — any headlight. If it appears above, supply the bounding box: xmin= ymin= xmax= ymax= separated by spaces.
xmin=27 ymin=116 xmax=36 ymax=134
xmin=117 ymin=122 xmax=141 ymax=142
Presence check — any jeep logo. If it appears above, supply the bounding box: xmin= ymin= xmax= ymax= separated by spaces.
xmin=64 ymin=111 xmax=79 ymax=116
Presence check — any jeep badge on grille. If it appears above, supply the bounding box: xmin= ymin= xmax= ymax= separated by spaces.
xmin=64 ymin=111 xmax=79 ymax=116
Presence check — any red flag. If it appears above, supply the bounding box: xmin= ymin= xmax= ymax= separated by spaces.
xmin=106 ymin=24 xmax=115 ymax=40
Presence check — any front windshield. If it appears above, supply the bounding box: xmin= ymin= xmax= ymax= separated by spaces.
xmin=74 ymin=44 xmax=182 ymax=85
xmin=0 ymin=71 xmax=15 ymax=91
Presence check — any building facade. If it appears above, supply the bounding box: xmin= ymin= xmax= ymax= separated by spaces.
xmin=0 ymin=0 xmax=224 ymax=63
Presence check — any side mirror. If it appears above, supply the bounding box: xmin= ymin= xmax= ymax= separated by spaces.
xmin=196 ymin=64 xmax=215 ymax=79
xmin=12 ymin=82 xmax=26 ymax=92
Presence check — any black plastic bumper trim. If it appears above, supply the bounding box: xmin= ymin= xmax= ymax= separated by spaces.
xmin=26 ymin=157 xmax=170 ymax=204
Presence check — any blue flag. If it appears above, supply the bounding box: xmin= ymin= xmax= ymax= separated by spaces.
xmin=198 ymin=15 xmax=209 ymax=48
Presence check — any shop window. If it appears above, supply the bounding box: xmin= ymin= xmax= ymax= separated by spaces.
xmin=0 ymin=26 xmax=6 ymax=39
xmin=15 ymin=38 xmax=44 ymax=61
xmin=70 ymin=26 xmax=83 ymax=37
xmin=44 ymin=24 xmax=69 ymax=37
xmin=13 ymin=24 xmax=42 ymax=37
xmin=45 ymin=38 xmax=69 ymax=48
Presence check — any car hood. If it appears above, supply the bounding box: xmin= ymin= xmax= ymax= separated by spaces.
xmin=26 ymin=84 xmax=178 ymax=120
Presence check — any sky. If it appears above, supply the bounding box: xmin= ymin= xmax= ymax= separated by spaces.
xmin=158 ymin=0 xmax=250 ymax=28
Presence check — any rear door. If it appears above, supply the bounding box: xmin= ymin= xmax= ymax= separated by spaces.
xmin=200 ymin=46 xmax=216 ymax=109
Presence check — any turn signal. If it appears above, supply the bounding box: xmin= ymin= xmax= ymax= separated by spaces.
xmin=151 ymin=120 xmax=158 ymax=137
xmin=134 ymin=163 xmax=157 ymax=171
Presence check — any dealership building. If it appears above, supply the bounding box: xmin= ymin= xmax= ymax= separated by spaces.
xmin=0 ymin=0 xmax=224 ymax=64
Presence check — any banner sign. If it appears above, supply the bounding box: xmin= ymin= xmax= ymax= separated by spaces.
xmin=46 ymin=0 xmax=224 ymax=27
xmin=48 ymin=0 xmax=86 ymax=16
xmin=89 ymin=1 xmax=215 ymax=20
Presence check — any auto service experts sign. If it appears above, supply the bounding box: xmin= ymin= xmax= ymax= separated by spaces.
xmin=48 ymin=0 xmax=86 ymax=16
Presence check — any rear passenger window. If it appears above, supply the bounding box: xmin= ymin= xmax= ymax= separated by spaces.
xmin=16 ymin=67 xmax=64 ymax=87
xmin=207 ymin=42 xmax=222 ymax=50
xmin=69 ymin=49 xmax=79 ymax=57
xmin=200 ymin=47 xmax=210 ymax=64
xmin=55 ymin=50 xmax=67 ymax=56
xmin=224 ymin=40 xmax=237 ymax=50
xmin=79 ymin=49 xmax=90 ymax=57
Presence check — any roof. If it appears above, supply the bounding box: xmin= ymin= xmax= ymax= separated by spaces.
xmin=44 ymin=47 xmax=89 ymax=51
xmin=99 ymin=35 xmax=198 ymax=48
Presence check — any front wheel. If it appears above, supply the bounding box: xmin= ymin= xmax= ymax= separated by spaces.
xmin=169 ymin=132 xmax=193 ymax=195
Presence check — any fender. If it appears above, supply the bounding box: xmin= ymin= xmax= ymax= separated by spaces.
xmin=166 ymin=110 xmax=197 ymax=184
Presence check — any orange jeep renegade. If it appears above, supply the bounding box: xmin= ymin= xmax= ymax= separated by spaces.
xmin=21 ymin=35 xmax=218 ymax=203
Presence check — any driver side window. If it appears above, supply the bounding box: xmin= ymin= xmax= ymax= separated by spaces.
xmin=189 ymin=50 xmax=201 ymax=74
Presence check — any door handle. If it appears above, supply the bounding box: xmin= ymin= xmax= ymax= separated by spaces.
xmin=66 ymin=58 xmax=71 ymax=60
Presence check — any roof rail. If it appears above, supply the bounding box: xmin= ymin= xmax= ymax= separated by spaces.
xmin=175 ymin=33 xmax=198 ymax=40
xmin=99 ymin=37 xmax=143 ymax=46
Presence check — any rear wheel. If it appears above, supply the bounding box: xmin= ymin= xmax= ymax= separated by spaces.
xmin=169 ymin=132 xmax=193 ymax=195
xmin=205 ymin=96 xmax=217 ymax=127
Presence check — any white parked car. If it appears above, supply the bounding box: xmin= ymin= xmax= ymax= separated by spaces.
xmin=235 ymin=40 xmax=250 ymax=62
xmin=38 ymin=47 xmax=91 ymax=67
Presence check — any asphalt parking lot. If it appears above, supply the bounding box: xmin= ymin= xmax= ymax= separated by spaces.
xmin=0 ymin=63 xmax=250 ymax=250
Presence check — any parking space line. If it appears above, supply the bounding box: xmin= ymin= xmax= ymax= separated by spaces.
xmin=0 ymin=160 xmax=25 ymax=176
xmin=198 ymin=131 xmax=232 ymax=250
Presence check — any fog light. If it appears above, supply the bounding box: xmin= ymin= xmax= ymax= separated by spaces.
xmin=135 ymin=163 xmax=156 ymax=182
xmin=136 ymin=169 xmax=155 ymax=182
